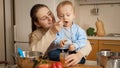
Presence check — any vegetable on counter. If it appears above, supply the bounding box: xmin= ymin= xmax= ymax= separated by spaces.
xmin=96 ymin=18 xmax=105 ymax=36
xmin=86 ymin=27 xmax=96 ymax=36
xmin=36 ymin=60 xmax=62 ymax=68
xmin=37 ymin=64 xmax=50 ymax=68
xmin=51 ymin=62 xmax=63 ymax=68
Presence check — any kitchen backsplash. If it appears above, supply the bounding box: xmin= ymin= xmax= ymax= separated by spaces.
xmin=74 ymin=3 xmax=120 ymax=35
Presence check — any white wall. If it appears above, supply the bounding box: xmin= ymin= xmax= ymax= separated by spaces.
xmin=75 ymin=3 xmax=120 ymax=35
xmin=14 ymin=0 xmax=57 ymax=42
xmin=5 ymin=0 xmax=14 ymax=64
xmin=0 ymin=0 xmax=5 ymax=61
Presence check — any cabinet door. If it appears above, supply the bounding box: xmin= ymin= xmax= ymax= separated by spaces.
xmin=99 ymin=40 xmax=120 ymax=52
xmin=87 ymin=40 xmax=99 ymax=61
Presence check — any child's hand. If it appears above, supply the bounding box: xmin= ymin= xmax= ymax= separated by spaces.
xmin=69 ymin=45 xmax=75 ymax=51
xmin=60 ymin=40 xmax=67 ymax=48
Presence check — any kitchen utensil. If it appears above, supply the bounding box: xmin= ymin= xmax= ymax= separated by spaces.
xmin=91 ymin=7 xmax=99 ymax=15
xmin=99 ymin=49 xmax=111 ymax=56
xmin=110 ymin=52 xmax=120 ymax=59
xmin=17 ymin=48 xmax=24 ymax=57
xmin=97 ymin=51 xmax=120 ymax=68
xmin=107 ymin=59 xmax=120 ymax=68
xmin=97 ymin=49 xmax=111 ymax=68
xmin=16 ymin=51 xmax=43 ymax=68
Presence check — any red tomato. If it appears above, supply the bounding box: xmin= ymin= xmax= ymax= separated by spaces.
xmin=38 ymin=64 xmax=50 ymax=68
xmin=51 ymin=63 xmax=57 ymax=68
xmin=51 ymin=62 xmax=62 ymax=68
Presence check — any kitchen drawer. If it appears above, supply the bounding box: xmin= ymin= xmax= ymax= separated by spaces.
xmin=99 ymin=40 xmax=120 ymax=52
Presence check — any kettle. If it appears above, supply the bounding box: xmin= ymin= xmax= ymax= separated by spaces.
xmin=96 ymin=18 xmax=105 ymax=36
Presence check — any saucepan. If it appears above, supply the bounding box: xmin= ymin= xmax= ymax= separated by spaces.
xmin=97 ymin=50 xmax=120 ymax=68
xmin=110 ymin=52 xmax=120 ymax=59
xmin=106 ymin=52 xmax=120 ymax=68
xmin=15 ymin=51 xmax=43 ymax=68
xmin=97 ymin=50 xmax=111 ymax=68
xmin=107 ymin=58 xmax=120 ymax=68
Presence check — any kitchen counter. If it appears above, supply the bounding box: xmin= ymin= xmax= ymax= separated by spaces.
xmin=88 ymin=36 xmax=120 ymax=40
xmin=68 ymin=64 xmax=102 ymax=68
xmin=0 ymin=60 xmax=101 ymax=68
xmin=0 ymin=64 xmax=102 ymax=68
xmin=65 ymin=60 xmax=101 ymax=68
xmin=85 ymin=60 xmax=97 ymax=66
xmin=48 ymin=60 xmax=102 ymax=68
xmin=0 ymin=65 xmax=17 ymax=68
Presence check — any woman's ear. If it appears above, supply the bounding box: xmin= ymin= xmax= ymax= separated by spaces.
xmin=34 ymin=22 xmax=41 ymax=27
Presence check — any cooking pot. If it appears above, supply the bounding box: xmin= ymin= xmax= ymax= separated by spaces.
xmin=15 ymin=51 xmax=43 ymax=68
xmin=106 ymin=52 xmax=120 ymax=68
xmin=97 ymin=50 xmax=111 ymax=68
xmin=107 ymin=59 xmax=120 ymax=68
xmin=110 ymin=52 xmax=120 ymax=59
xmin=97 ymin=51 xmax=120 ymax=68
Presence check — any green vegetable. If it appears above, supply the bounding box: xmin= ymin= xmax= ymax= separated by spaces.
xmin=86 ymin=27 xmax=96 ymax=36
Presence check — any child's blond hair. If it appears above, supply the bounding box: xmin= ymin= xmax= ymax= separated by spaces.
xmin=56 ymin=1 xmax=75 ymax=15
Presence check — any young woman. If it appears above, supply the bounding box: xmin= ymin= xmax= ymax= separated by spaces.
xmin=29 ymin=4 xmax=92 ymax=66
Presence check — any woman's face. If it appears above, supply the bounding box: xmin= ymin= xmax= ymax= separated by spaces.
xmin=35 ymin=7 xmax=54 ymax=30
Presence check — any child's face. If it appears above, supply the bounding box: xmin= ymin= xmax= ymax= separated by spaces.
xmin=57 ymin=5 xmax=75 ymax=27
xmin=35 ymin=7 xmax=54 ymax=30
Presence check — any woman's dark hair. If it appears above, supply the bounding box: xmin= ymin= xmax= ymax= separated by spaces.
xmin=30 ymin=4 xmax=48 ymax=32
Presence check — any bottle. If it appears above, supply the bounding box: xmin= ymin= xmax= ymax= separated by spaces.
xmin=96 ymin=18 xmax=105 ymax=36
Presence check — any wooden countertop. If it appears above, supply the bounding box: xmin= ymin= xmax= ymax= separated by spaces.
xmin=15 ymin=60 xmax=102 ymax=68
xmin=48 ymin=60 xmax=102 ymax=68
xmin=88 ymin=36 xmax=120 ymax=40
xmin=66 ymin=64 xmax=102 ymax=68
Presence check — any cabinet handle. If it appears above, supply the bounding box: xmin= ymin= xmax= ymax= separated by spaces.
xmin=102 ymin=43 xmax=120 ymax=46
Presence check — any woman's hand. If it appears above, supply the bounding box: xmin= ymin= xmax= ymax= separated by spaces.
xmin=65 ymin=53 xmax=83 ymax=66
